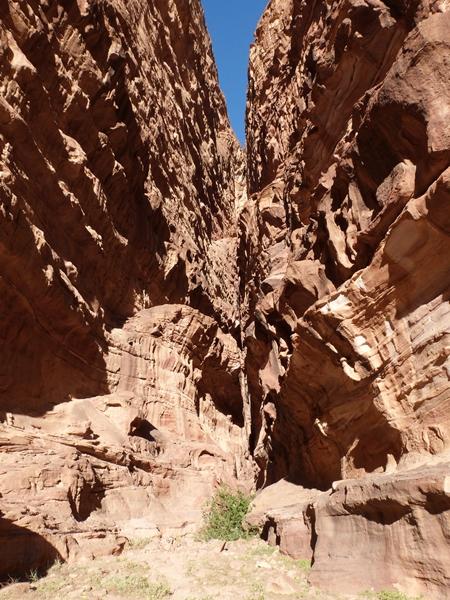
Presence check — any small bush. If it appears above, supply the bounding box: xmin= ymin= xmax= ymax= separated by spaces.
xmin=246 ymin=582 xmax=265 ymax=600
xmin=128 ymin=537 xmax=153 ymax=550
xmin=296 ymin=558 xmax=311 ymax=572
xmin=27 ymin=569 xmax=40 ymax=583
xmin=200 ymin=486 xmax=255 ymax=542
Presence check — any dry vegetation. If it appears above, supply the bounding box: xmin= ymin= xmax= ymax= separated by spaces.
xmin=0 ymin=536 xmax=422 ymax=600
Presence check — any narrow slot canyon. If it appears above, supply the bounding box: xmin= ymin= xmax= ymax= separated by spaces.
xmin=0 ymin=0 xmax=449 ymax=598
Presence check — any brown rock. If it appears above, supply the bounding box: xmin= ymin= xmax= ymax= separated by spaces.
xmin=243 ymin=0 xmax=450 ymax=510
xmin=243 ymin=0 xmax=450 ymax=597
xmin=0 ymin=0 xmax=449 ymax=596
xmin=246 ymin=480 xmax=321 ymax=561
xmin=0 ymin=0 xmax=242 ymax=415
xmin=0 ymin=304 xmax=254 ymax=576
xmin=310 ymin=459 xmax=450 ymax=598
xmin=247 ymin=460 xmax=450 ymax=598
xmin=0 ymin=0 xmax=252 ymax=582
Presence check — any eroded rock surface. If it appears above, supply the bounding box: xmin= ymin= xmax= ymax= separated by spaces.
xmin=0 ymin=0 xmax=251 ymax=580
xmin=0 ymin=305 xmax=254 ymax=579
xmin=242 ymin=0 xmax=450 ymax=597
xmin=1 ymin=0 xmax=449 ymax=596
xmin=247 ymin=458 xmax=450 ymax=598
xmin=0 ymin=0 xmax=242 ymax=415
xmin=244 ymin=0 xmax=450 ymax=487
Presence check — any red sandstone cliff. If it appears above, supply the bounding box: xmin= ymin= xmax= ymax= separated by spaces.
xmin=0 ymin=0 xmax=243 ymax=415
xmin=0 ymin=0 xmax=449 ymax=597
xmin=243 ymin=0 xmax=450 ymax=597
xmin=0 ymin=0 xmax=251 ymax=580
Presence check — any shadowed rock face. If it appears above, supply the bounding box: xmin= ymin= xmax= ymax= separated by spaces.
xmin=0 ymin=517 xmax=61 ymax=582
xmin=242 ymin=0 xmax=450 ymax=597
xmin=0 ymin=0 xmax=242 ymax=415
xmin=0 ymin=0 xmax=251 ymax=578
xmin=243 ymin=0 xmax=450 ymax=487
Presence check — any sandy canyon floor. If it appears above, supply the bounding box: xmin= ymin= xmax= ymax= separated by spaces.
xmin=0 ymin=536 xmax=418 ymax=600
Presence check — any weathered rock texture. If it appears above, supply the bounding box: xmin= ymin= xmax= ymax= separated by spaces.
xmin=1 ymin=0 xmax=449 ymax=596
xmin=247 ymin=461 xmax=450 ymax=598
xmin=243 ymin=0 xmax=450 ymax=597
xmin=0 ymin=0 xmax=242 ymax=416
xmin=0 ymin=0 xmax=251 ymax=581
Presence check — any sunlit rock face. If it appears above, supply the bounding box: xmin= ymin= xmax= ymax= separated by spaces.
xmin=0 ymin=0 xmax=252 ymax=578
xmin=246 ymin=460 xmax=450 ymax=598
xmin=243 ymin=0 xmax=450 ymax=597
xmin=244 ymin=0 xmax=450 ymax=488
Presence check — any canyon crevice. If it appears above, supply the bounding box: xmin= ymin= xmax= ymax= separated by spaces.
xmin=0 ymin=0 xmax=449 ymax=598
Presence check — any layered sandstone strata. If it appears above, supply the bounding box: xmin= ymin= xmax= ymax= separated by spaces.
xmin=0 ymin=306 xmax=250 ymax=579
xmin=1 ymin=0 xmax=449 ymax=595
xmin=0 ymin=0 xmax=242 ymax=416
xmin=247 ymin=461 xmax=450 ymax=598
xmin=244 ymin=0 xmax=450 ymax=490
xmin=0 ymin=0 xmax=251 ymax=580
xmin=243 ymin=0 xmax=450 ymax=597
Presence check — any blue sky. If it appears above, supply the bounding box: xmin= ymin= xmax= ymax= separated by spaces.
xmin=202 ymin=0 xmax=268 ymax=145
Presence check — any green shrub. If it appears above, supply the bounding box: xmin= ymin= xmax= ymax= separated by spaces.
xmin=127 ymin=537 xmax=153 ymax=550
xmin=27 ymin=569 xmax=40 ymax=583
xmin=296 ymin=558 xmax=312 ymax=572
xmin=200 ymin=486 xmax=255 ymax=542
xmin=376 ymin=593 xmax=406 ymax=600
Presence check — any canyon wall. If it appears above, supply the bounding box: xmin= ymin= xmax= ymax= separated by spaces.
xmin=0 ymin=0 xmax=251 ymax=580
xmin=0 ymin=0 xmax=242 ymax=416
xmin=1 ymin=0 xmax=449 ymax=596
xmin=243 ymin=0 xmax=450 ymax=597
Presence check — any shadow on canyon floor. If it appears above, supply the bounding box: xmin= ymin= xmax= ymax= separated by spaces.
xmin=0 ymin=517 xmax=61 ymax=583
